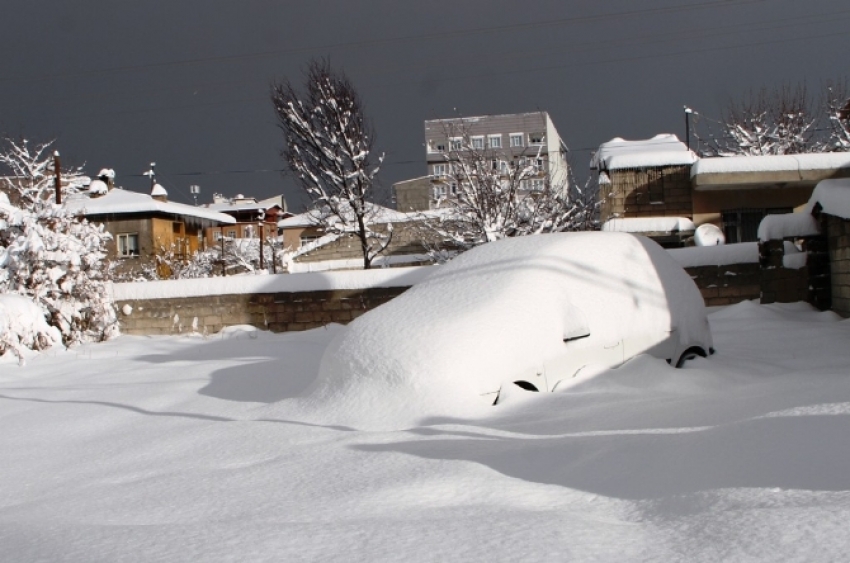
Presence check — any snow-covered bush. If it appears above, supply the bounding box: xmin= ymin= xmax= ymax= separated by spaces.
xmin=0 ymin=294 xmax=61 ymax=363
xmin=0 ymin=138 xmax=117 ymax=348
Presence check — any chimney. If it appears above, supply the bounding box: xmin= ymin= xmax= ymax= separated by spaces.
xmin=151 ymin=183 xmax=168 ymax=202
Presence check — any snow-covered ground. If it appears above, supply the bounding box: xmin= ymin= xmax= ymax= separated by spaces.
xmin=2 ymin=301 xmax=850 ymax=561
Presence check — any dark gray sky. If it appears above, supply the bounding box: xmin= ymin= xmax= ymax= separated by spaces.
xmin=2 ymin=0 xmax=848 ymax=211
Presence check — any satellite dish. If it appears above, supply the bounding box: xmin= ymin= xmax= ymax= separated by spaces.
xmin=695 ymin=223 xmax=725 ymax=246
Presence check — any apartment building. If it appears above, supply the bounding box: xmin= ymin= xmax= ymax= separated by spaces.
xmin=394 ymin=111 xmax=569 ymax=211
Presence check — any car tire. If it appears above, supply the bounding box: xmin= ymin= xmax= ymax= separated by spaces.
xmin=675 ymin=347 xmax=706 ymax=368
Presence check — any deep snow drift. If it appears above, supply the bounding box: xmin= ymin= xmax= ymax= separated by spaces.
xmin=1 ymin=301 xmax=850 ymax=561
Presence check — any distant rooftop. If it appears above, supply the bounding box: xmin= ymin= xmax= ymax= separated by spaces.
xmin=591 ymin=134 xmax=697 ymax=171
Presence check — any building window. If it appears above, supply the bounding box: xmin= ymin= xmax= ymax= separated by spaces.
xmin=529 ymin=132 xmax=545 ymax=145
xmin=227 ymin=230 xmax=237 ymax=239
xmin=213 ymin=231 xmax=223 ymax=241
xmin=722 ymin=208 xmax=792 ymax=244
xmin=449 ymin=137 xmax=462 ymax=151
xmin=300 ymin=235 xmax=320 ymax=247
xmin=530 ymin=179 xmax=545 ymax=192
xmin=432 ymin=163 xmax=447 ymax=177
xmin=435 ymin=142 xmax=446 ymax=152
xmin=510 ymin=133 xmax=523 ymax=148
xmin=117 ymin=233 xmax=139 ymax=257
xmin=433 ymin=185 xmax=448 ymax=199
xmin=471 ymin=136 xmax=485 ymax=150
xmin=488 ymin=134 xmax=502 ymax=149
xmin=450 ymin=183 xmax=458 ymax=195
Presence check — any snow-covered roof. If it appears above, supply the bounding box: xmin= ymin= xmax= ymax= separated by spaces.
xmin=151 ymin=184 xmax=168 ymax=197
xmin=591 ymin=134 xmax=697 ymax=171
xmin=601 ymin=217 xmax=695 ymax=233
xmin=206 ymin=201 xmax=282 ymax=213
xmin=755 ymin=177 xmax=850 ymax=241
xmin=278 ymin=203 xmax=410 ymax=229
xmin=692 ymin=153 xmax=850 ymax=191
xmin=806 ymin=178 xmax=850 ymax=221
xmin=63 ymin=188 xmax=235 ymax=224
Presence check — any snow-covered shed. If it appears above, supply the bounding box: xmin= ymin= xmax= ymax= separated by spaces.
xmin=278 ymin=204 xmax=433 ymax=271
xmin=592 ymin=134 xmax=697 ymax=247
xmin=691 ymin=153 xmax=850 ymax=243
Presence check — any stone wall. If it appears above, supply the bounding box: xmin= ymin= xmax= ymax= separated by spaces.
xmin=684 ymin=263 xmax=761 ymax=307
xmin=117 ymin=286 xmax=410 ymax=335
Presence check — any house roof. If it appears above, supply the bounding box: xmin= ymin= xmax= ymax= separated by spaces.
xmin=807 ymin=178 xmax=850 ymax=220
xmin=591 ymin=134 xmax=697 ymax=171
xmin=205 ymin=201 xmax=283 ymax=213
xmin=691 ymin=152 xmax=850 ymax=191
xmin=63 ymin=188 xmax=235 ymax=224
xmin=278 ymin=203 xmax=410 ymax=229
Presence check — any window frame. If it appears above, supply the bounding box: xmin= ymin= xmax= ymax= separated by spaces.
xmin=488 ymin=134 xmax=502 ymax=149
xmin=116 ymin=233 xmax=140 ymax=258
xmin=509 ymin=133 xmax=524 ymax=148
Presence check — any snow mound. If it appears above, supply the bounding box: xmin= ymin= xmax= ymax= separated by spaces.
xmin=668 ymin=242 xmax=758 ymax=268
xmin=0 ymin=295 xmax=61 ymax=363
xmin=694 ymin=223 xmax=725 ymax=246
xmin=302 ymin=232 xmax=710 ymax=430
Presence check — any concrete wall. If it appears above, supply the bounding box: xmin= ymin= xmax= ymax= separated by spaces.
xmin=117 ymin=286 xmax=410 ymax=335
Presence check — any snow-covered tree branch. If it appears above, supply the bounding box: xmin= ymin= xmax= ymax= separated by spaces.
xmin=271 ymin=59 xmax=390 ymax=269
xmin=0 ymin=138 xmax=116 ymax=349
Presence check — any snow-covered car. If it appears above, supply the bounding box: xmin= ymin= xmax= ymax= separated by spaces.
xmin=319 ymin=232 xmax=713 ymax=406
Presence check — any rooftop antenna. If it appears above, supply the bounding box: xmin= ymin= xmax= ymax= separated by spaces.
xmin=190 ymin=184 xmax=200 ymax=206
xmin=143 ymin=162 xmax=157 ymax=189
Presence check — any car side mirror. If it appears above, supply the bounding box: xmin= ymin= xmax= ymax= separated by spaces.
xmin=563 ymin=326 xmax=590 ymax=342
xmin=563 ymin=305 xmax=590 ymax=342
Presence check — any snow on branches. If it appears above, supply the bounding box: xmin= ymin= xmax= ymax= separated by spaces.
xmin=0 ymin=138 xmax=116 ymax=351
xmin=697 ymin=81 xmax=850 ymax=156
xmin=271 ymin=59 xmax=390 ymax=269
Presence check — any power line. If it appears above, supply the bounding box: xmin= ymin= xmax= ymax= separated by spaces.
xmin=0 ymin=0 xmax=763 ymax=86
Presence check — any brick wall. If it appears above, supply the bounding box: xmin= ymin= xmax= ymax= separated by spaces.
xmin=117 ymin=286 xmax=410 ymax=335
xmin=825 ymin=214 xmax=850 ymax=317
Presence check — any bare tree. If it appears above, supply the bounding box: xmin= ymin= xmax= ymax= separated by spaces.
xmin=271 ymin=59 xmax=390 ymax=269
xmin=420 ymin=123 xmax=594 ymax=255
xmin=709 ymin=83 xmax=823 ymax=156
xmin=824 ymin=79 xmax=850 ymax=151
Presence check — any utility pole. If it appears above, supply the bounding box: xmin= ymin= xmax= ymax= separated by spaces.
xmin=259 ymin=220 xmax=265 ymax=271
xmin=684 ymin=106 xmax=692 ymax=151
xmin=53 ymin=151 xmax=62 ymax=204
